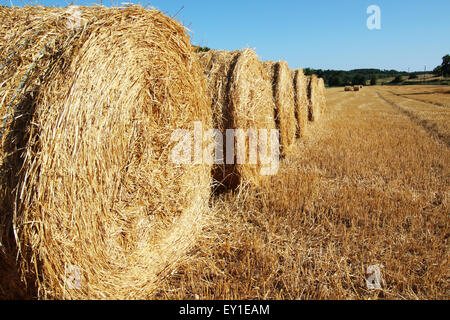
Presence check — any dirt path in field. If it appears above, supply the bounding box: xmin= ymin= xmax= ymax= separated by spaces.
xmin=375 ymin=90 xmax=450 ymax=147
xmin=384 ymin=89 xmax=449 ymax=108
xmin=323 ymin=86 xmax=450 ymax=146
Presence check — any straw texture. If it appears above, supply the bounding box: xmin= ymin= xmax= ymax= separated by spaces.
xmin=292 ymin=69 xmax=309 ymax=137
xmin=318 ymin=77 xmax=326 ymax=113
xmin=0 ymin=5 xmax=211 ymax=299
xmin=306 ymin=75 xmax=325 ymax=121
xmin=264 ymin=61 xmax=297 ymax=155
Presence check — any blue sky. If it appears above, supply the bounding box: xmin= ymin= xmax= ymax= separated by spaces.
xmin=8 ymin=0 xmax=450 ymax=71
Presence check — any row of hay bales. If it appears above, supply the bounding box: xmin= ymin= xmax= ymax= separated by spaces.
xmin=197 ymin=51 xmax=327 ymax=188
xmin=197 ymin=50 xmax=277 ymax=189
xmin=345 ymin=85 xmax=364 ymax=92
xmin=0 ymin=5 xmax=326 ymax=299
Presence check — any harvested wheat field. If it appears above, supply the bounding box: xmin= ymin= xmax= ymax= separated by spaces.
xmin=156 ymin=85 xmax=449 ymax=300
xmin=0 ymin=5 xmax=211 ymax=299
xmin=0 ymin=3 xmax=447 ymax=303
xmin=382 ymin=85 xmax=450 ymax=108
xmin=198 ymin=49 xmax=277 ymax=189
xmin=376 ymin=86 xmax=450 ymax=146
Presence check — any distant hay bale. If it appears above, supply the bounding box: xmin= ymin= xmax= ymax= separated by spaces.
xmin=344 ymin=86 xmax=353 ymax=92
xmin=292 ymin=69 xmax=309 ymax=137
xmin=353 ymin=85 xmax=360 ymax=91
xmin=198 ymin=49 xmax=277 ymax=189
xmin=263 ymin=61 xmax=297 ymax=154
xmin=360 ymin=85 xmax=363 ymax=89
xmin=0 ymin=5 xmax=212 ymax=299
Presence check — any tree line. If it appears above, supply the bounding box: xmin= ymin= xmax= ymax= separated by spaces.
xmin=303 ymin=68 xmax=416 ymax=87
xmin=305 ymin=54 xmax=449 ymax=87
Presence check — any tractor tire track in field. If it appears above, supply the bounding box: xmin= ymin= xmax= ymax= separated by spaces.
xmin=387 ymin=90 xmax=449 ymax=108
xmin=376 ymin=91 xmax=450 ymax=147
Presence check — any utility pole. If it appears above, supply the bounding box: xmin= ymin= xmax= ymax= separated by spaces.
xmin=424 ymin=66 xmax=426 ymax=84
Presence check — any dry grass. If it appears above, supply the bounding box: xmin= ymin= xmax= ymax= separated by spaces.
xmin=0 ymin=5 xmax=211 ymax=299
xmin=155 ymin=86 xmax=449 ymax=300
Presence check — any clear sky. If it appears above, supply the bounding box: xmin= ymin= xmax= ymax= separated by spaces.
xmin=8 ymin=0 xmax=450 ymax=71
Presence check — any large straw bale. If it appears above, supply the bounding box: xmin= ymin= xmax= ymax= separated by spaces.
xmin=306 ymin=75 xmax=326 ymax=121
xmin=318 ymin=77 xmax=327 ymax=113
xmin=0 ymin=5 xmax=211 ymax=299
xmin=198 ymin=49 xmax=277 ymax=189
xmin=263 ymin=61 xmax=297 ymax=154
xmin=292 ymin=69 xmax=309 ymax=137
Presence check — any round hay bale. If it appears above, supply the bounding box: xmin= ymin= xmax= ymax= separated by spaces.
xmin=306 ymin=75 xmax=322 ymax=121
xmin=198 ymin=49 xmax=277 ymax=189
xmin=317 ymin=77 xmax=327 ymax=113
xmin=344 ymin=86 xmax=353 ymax=92
xmin=0 ymin=5 xmax=212 ymax=299
xmin=292 ymin=69 xmax=309 ymax=138
xmin=263 ymin=61 xmax=297 ymax=155
xmin=353 ymin=85 xmax=360 ymax=91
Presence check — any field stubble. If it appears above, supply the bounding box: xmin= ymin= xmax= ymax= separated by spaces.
xmin=159 ymin=85 xmax=450 ymax=299
xmin=384 ymin=85 xmax=450 ymax=108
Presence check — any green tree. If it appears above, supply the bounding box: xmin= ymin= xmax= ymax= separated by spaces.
xmin=442 ymin=54 xmax=450 ymax=77
xmin=303 ymin=68 xmax=313 ymax=76
xmin=390 ymin=75 xmax=403 ymax=84
xmin=370 ymin=75 xmax=377 ymax=85
xmin=434 ymin=55 xmax=450 ymax=77
xmin=433 ymin=65 xmax=443 ymax=76
xmin=195 ymin=46 xmax=211 ymax=53
xmin=328 ymin=75 xmax=343 ymax=87
xmin=409 ymin=74 xmax=418 ymax=79
xmin=352 ymin=74 xmax=366 ymax=85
